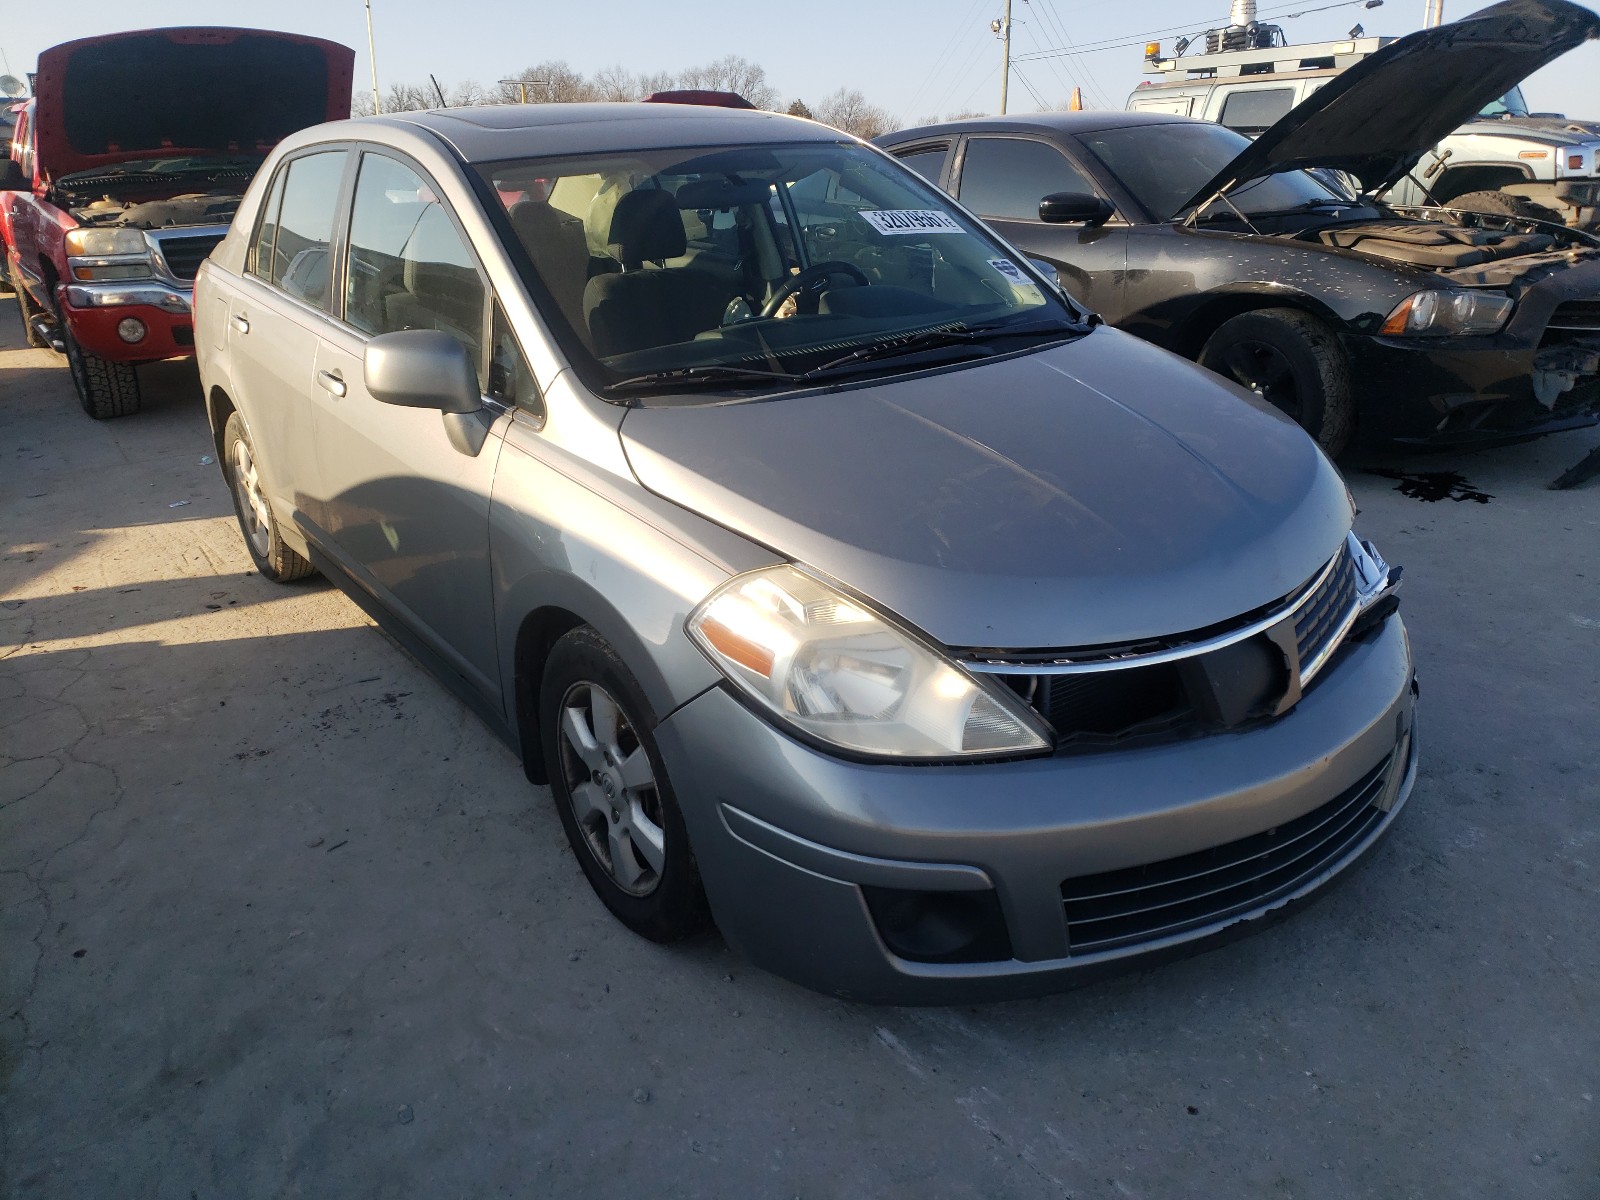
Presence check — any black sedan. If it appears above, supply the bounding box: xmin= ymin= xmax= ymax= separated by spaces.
xmin=875 ymin=0 xmax=1600 ymax=454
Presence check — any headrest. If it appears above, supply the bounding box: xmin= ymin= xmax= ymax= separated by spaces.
xmin=508 ymin=199 xmax=567 ymax=243
xmin=607 ymin=189 xmax=686 ymax=267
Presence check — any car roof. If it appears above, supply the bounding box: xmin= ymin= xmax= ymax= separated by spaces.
xmin=877 ymin=110 xmax=1205 ymax=146
xmin=343 ymin=102 xmax=846 ymax=162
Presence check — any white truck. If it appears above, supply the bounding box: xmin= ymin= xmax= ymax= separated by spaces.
xmin=1128 ymin=3 xmax=1600 ymax=230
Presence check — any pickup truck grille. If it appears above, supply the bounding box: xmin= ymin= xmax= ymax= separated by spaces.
xmin=155 ymin=233 xmax=226 ymax=281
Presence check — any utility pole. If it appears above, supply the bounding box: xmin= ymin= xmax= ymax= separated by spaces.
xmin=364 ymin=0 xmax=381 ymax=114
xmin=1423 ymin=0 xmax=1445 ymax=27
xmin=996 ymin=0 xmax=1013 ymax=115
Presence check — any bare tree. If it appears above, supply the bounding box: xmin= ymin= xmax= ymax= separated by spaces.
xmin=813 ymin=88 xmax=891 ymax=139
xmin=449 ymin=79 xmax=493 ymax=107
xmin=677 ymin=55 xmax=778 ymax=110
xmin=351 ymin=91 xmax=376 ymax=117
xmin=498 ymin=61 xmax=593 ymax=104
xmin=382 ymin=82 xmax=435 ymax=113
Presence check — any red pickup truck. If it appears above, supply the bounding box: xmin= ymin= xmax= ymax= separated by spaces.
xmin=1 ymin=27 xmax=353 ymax=417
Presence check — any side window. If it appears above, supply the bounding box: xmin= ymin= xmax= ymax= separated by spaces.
xmin=896 ymin=144 xmax=950 ymax=187
xmin=958 ymin=138 xmax=1098 ymax=221
xmin=345 ymin=152 xmax=487 ymax=373
xmin=489 ymin=304 xmax=543 ymax=421
xmin=265 ymin=150 xmax=348 ymax=311
xmin=247 ymin=167 xmax=287 ymax=279
xmin=1217 ymin=88 xmax=1295 ymax=135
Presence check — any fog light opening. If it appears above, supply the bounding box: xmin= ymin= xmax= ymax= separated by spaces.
xmin=116 ymin=318 xmax=147 ymax=344
xmin=862 ymin=885 xmax=1013 ymax=964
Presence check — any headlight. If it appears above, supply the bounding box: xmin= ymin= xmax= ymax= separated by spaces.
xmin=64 ymin=227 xmax=154 ymax=282
xmin=1380 ymin=289 xmax=1513 ymax=337
xmin=64 ymin=227 xmax=149 ymax=257
xmin=687 ymin=565 xmax=1051 ymax=759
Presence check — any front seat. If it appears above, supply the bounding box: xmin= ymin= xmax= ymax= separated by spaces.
xmin=581 ymin=189 xmax=727 ymax=358
xmin=508 ymin=199 xmax=591 ymax=338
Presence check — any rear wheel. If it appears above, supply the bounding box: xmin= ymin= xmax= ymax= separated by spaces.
xmin=541 ymin=626 xmax=709 ymax=943
xmin=1199 ymin=307 xmax=1354 ymax=457
xmin=222 ymin=412 xmax=315 ymax=582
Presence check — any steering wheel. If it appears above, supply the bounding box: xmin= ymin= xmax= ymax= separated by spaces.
xmin=760 ymin=260 xmax=871 ymax=318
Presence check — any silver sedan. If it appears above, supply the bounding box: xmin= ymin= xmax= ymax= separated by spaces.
xmin=194 ymin=100 xmax=1414 ymax=1002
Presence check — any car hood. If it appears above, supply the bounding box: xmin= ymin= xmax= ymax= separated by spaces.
xmin=620 ymin=329 xmax=1352 ymax=651
xmin=1458 ymin=113 xmax=1600 ymax=144
xmin=32 ymin=27 xmax=354 ymax=179
xmin=1180 ymin=0 xmax=1600 ymax=211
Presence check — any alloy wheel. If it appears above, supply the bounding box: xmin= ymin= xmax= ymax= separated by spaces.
xmin=230 ymin=436 xmax=272 ymax=558
xmin=556 ymin=682 xmax=666 ymax=897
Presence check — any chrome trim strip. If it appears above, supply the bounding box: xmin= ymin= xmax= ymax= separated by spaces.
xmin=64 ymin=282 xmax=191 ymax=312
xmin=964 ymin=550 xmax=1344 ymax=677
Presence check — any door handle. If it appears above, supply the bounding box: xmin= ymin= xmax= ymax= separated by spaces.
xmin=317 ymin=369 xmax=347 ymax=398
xmin=230 ymin=313 xmax=250 ymax=334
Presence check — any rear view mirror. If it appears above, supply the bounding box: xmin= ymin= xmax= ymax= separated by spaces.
xmin=1039 ymin=192 xmax=1114 ymax=226
xmin=364 ymin=330 xmax=481 ymax=415
xmin=0 ymin=157 xmax=26 ymax=190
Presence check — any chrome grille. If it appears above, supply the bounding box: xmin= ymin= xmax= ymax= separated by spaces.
xmin=155 ymin=233 xmax=225 ymax=281
xmin=1292 ymin=542 xmax=1358 ymax=685
xmin=1060 ymin=752 xmax=1394 ymax=954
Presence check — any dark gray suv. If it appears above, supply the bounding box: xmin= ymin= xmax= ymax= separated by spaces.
xmin=194 ymin=100 xmax=1413 ymax=1002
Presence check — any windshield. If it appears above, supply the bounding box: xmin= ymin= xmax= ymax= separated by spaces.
xmin=477 ymin=141 xmax=1078 ymax=396
xmin=1080 ymin=122 xmax=1344 ymax=222
xmin=1478 ymin=86 xmax=1530 ymax=118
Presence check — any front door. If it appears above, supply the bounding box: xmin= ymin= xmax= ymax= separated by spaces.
xmin=949 ymin=134 xmax=1130 ymax=322
xmin=311 ymin=148 xmax=508 ymax=703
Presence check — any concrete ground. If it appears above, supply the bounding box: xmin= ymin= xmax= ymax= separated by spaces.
xmin=1 ymin=302 xmax=1596 ymax=1200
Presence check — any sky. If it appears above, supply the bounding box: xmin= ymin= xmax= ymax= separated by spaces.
xmin=3 ymin=0 xmax=1597 ymax=123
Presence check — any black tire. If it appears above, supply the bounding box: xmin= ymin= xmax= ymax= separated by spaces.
xmin=222 ymin=412 xmax=315 ymax=583
xmin=541 ymin=626 xmax=709 ymax=943
xmin=1450 ymin=189 xmax=1565 ymax=227
xmin=1199 ymin=307 xmax=1354 ymax=457
xmin=11 ymin=262 xmax=48 ymax=350
xmin=62 ymin=316 xmax=141 ymax=418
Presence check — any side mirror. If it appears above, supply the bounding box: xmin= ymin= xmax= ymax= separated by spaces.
xmin=364 ymin=329 xmax=481 ymax=415
xmin=0 ymin=157 xmax=27 ymax=190
xmin=1039 ymin=192 xmax=1114 ymax=226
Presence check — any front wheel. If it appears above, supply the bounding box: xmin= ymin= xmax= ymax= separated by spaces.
xmin=541 ymin=626 xmax=709 ymax=943
xmin=222 ymin=412 xmax=315 ymax=582
xmin=62 ymin=318 xmax=141 ymax=419
xmin=1198 ymin=307 xmax=1354 ymax=457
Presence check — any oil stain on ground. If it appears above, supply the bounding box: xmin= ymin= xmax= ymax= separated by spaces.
xmin=1367 ymin=469 xmax=1493 ymax=504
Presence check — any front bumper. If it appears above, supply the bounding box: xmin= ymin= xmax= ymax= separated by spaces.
xmin=61 ymin=282 xmax=195 ymax=362
xmin=656 ymin=616 xmax=1416 ymax=1004
xmin=1348 ymin=331 xmax=1600 ymax=446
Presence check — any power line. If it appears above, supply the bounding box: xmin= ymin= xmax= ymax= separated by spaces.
xmin=1014 ymin=0 xmax=1382 ymax=62
xmin=899 ymin=0 xmax=992 ymax=125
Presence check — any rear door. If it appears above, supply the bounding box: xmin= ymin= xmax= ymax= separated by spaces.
xmin=225 ymin=146 xmax=353 ymax=536
xmin=309 ymin=146 xmax=513 ymax=702
xmin=947 ymin=134 xmax=1129 ymax=320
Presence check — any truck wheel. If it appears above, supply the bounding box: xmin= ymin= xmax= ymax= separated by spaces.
xmin=222 ymin=412 xmax=315 ymax=582
xmin=1199 ymin=308 xmax=1354 ymax=457
xmin=62 ymin=320 xmax=142 ymax=419
xmin=541 ymin=625 xmax=710 ymax=943
xmin=11 ymin=264 xmax=48 ymax=349
xmin=1450 ymin=189 xmax=1565 ymax=227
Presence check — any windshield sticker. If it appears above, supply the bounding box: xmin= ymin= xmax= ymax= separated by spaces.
xmin=988 ymin=258 xmax=1026 ymax=282
xmin=858 ymin=209 xmax=964 ymax=236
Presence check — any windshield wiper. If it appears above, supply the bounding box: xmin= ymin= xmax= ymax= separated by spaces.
xmin=800 ymin=321 xmax=1083 ymax=381
xmin=603 ymin=363 xmax=803 ymax=395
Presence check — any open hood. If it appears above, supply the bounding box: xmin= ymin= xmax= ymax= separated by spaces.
xmin=32 ymin=27 xmax=354 ymax=179
xmin=1179 ymin=0 xmax=1600 ymax=212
